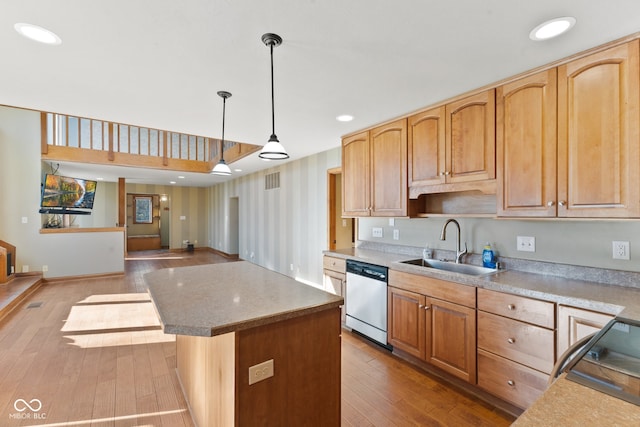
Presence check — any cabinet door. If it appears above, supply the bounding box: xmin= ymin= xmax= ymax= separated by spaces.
xmin=445 ymin=90 xmax=496 ymax=184
xmin=426 ymin=297 xmax=476 ymax=383
xmin=342 ymin=131 xmax=371 ymax=216
xmin=497 ymin=69 xmax=557 ymax=217
xmin=388 ymin=287 xmax=426 ymax=359
xmin=408 ymin=106 xmax=446 ymax=187
xmin=558 ymin=40 xmax=640 ymax=218
xmin=323 ymin=269 xmax=346 ymax=323
xmin=370 ymin=119 xmax=408 ymax=216
xmin=557 ymin=305 xmax=614 ymax=359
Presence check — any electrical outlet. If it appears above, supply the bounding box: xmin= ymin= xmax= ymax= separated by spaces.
xmin=612 ymin=241 xmax=630 ymax=260
xmin=249 ymin=359 xmax=274 ymax=385
xmin=372 ymin=227 xmax=383 ymax=238
xmin=393 ymin=229 xmax=399 ymax=240
xmin=42 ymin=265 xmax=48 ymax=272
xmin=517 ymin=236 xmax=536 ymax=252
xmin=22 ymin=265 xmax=29 ymax=273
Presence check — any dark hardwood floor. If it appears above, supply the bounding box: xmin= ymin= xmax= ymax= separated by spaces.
xmin=0 ymin=250 xmax=515 ymax=426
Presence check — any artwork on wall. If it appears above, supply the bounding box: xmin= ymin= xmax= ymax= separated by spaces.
xmin=134 ymin=196 xmax=153 ymax=224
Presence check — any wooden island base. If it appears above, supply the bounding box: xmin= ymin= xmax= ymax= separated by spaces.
xmin=176 ymin=307 xmax=341 ymax=426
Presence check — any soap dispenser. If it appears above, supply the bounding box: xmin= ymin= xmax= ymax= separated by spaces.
xmin=482 ymin=242 xmax=496 ymax=268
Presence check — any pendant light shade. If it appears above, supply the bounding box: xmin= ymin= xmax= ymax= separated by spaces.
xmin=211 ymin=90 xmax=232 ymax=176
xmin=259 ymin=33 xmax=289 ymax=160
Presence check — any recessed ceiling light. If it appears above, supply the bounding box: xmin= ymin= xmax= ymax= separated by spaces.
xmin=234 ymin=169 xmax=243 ymax=172
xmin=178 ymin=175 xmax=185 ymax=179
xmin=529 ymin=17 xmax=576 ymax=41
xmin=169 ymin=181 xmax=176 ymax=184
xmin=14 ymin=23 xmax=62 ymax=45
xmin=96 ymin=177 xmax=104 ymax=181
xmin=336 ymin=115 xmax=354 ymax=122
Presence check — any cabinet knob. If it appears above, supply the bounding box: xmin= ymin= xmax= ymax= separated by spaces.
xmin=507 ymin=338 xmax=516 ymax=344
xmin=558 ymin=200 xmax=566 ymax=207
xmin=547 ymin=201 xmax=555 ymax=207
xmin=507 ymin=380 xmax=515 ymax=387
xmin=424 ymin=305 xmax=431 ymax=310
xmin=507 ymin=304 xmax=515 ymax=311
xmin=444 ymin=171 xmax=450 ymax=176
xmin=418 ymin=304 xmax=424 ymax=309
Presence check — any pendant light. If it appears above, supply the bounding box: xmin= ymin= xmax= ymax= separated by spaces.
xmin=211 ymin=90 xmax=232 ymax=176
xmin=259 ymin=33 xmax=289 ymax=160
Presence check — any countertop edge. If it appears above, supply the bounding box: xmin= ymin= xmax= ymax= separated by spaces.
xmin=324 ymin=249 xmax=636 ymax=319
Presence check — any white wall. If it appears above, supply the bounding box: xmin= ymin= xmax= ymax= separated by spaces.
xmin=208 ymin=148 xmax=341 ymax=288
xmin=0 ymin=106 xmax=124 ymax=278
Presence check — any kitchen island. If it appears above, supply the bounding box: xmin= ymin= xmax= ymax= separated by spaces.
xmin=145 ymin=261 xmax=343 ymax=426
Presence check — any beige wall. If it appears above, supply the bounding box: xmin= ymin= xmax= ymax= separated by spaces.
xmin=359 ymin=216 xmax=640 ymax=272
xmin=125 ymin=184 xmax=209 ymax=250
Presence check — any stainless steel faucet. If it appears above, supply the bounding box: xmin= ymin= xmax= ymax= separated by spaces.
xmin=440 ymin=219 xmax=467 ymax=263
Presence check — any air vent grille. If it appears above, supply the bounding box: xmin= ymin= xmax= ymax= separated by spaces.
xmin=265 ymin=172 xmax=280 ymax=190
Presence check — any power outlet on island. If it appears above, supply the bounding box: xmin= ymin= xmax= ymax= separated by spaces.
xmin=249 ymin=359 xmax=274 ymax=385
xmin=372 ymin=227 xmax=383 ymax=238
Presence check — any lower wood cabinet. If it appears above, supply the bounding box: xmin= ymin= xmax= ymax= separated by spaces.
xmin=556 ymin=305 xmax=614 ymax=359
xmin=477 ymin=349 xmax=549 ymax=410
xmin=323 ymin=256 xmax=346 ymax=323
xmin=477 ymin=288 xmax=556 ymax=409
xmin=388 ymin=276 xmax=476 ymax=383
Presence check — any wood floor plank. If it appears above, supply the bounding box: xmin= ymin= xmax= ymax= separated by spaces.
xmin=0 ymin=250 xmax=515 ymax=426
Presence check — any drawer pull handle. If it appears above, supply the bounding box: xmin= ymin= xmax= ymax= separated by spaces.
xmin=507 ymin=338 xmax=516 ymax=344
xmin=507 ymin=380 xmax=515 ymax=387
xmin=507 ymin=304 xmax=516 ymax=311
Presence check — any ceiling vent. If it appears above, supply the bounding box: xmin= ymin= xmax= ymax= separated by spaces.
xmin=265 ymin=172 xmax=280 ymax=190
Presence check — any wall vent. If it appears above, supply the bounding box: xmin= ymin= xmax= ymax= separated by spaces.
xmin=265 ymin=172 xmax=280 ymax=190
xmin=26 ymin=302 xmax=43 ymax=309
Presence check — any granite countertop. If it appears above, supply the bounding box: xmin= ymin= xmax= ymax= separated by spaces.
xmin=512 ymin=375 xmax=640 ymax=425
xmin=324 ymin=247 xmax=640 ymax=320
xmin=145 ymin=261 xmax=343 ymax=337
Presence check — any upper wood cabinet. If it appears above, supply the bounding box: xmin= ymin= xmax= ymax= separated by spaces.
xmin=342 ymin=119 xmax=408 ymax=217
xmin=557 ymin=40 xmax=640 ymax=217
xmin=342 ymin=131 xmax=370 ymax=217
xmin=497 ymin=69 xmax=558 ymax=217
xmin=408 ymin=91 xmax=496 ymax=194
xmin=498 ymin=40 xmax=640 ymax=218
xmin=446 ymin=90 xmax=496 ymax=184
xmin=408 ymin=106 xmax=446 ymax=187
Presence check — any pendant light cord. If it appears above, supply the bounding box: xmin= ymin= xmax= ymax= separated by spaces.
xmin=270 ymin=41 xmax=276 ymax=140
xmin=221 ymin=96 xmax=226 ymax=161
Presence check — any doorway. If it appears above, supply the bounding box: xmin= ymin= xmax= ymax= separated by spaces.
xmin=327 ymin=168 xmax=354 ymax=250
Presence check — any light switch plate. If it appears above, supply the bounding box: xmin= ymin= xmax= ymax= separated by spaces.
xmin=517 ymin=236 xmax=535 ymax=252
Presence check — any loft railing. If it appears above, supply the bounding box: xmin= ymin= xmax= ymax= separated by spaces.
xmin=40 ymin=112 xmax=260 ymax=174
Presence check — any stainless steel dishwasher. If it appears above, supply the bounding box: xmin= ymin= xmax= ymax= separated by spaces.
xmin=345 ymin=259 xmax=389 ymax=347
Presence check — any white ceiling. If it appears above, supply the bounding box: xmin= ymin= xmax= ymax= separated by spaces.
xmin=4 ymin=1 xmax=640 ymax=187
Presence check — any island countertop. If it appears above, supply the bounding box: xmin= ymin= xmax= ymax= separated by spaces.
xmin=145 ymin=261 xmax=344 ymax=337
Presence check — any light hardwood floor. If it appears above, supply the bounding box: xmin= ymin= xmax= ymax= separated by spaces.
xmin=0 ymin=250 xmax=515 ymax=426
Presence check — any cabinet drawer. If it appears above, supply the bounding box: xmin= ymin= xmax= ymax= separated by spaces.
xmin=389 ymin=270 xmax=476 ymax=308
xmin=477 ymin=349 xmax=549 ymax=409
xmin=323 ymin=256 xmax=346 ymax=273
xmin=478 ymin=288 xmax=554 ymax=328
xmin=478 ymin=311 xmax=555 ymax=374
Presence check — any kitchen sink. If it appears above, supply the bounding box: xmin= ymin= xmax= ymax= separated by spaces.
xmin=399 ymin=258 xmax=499 ymax=276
